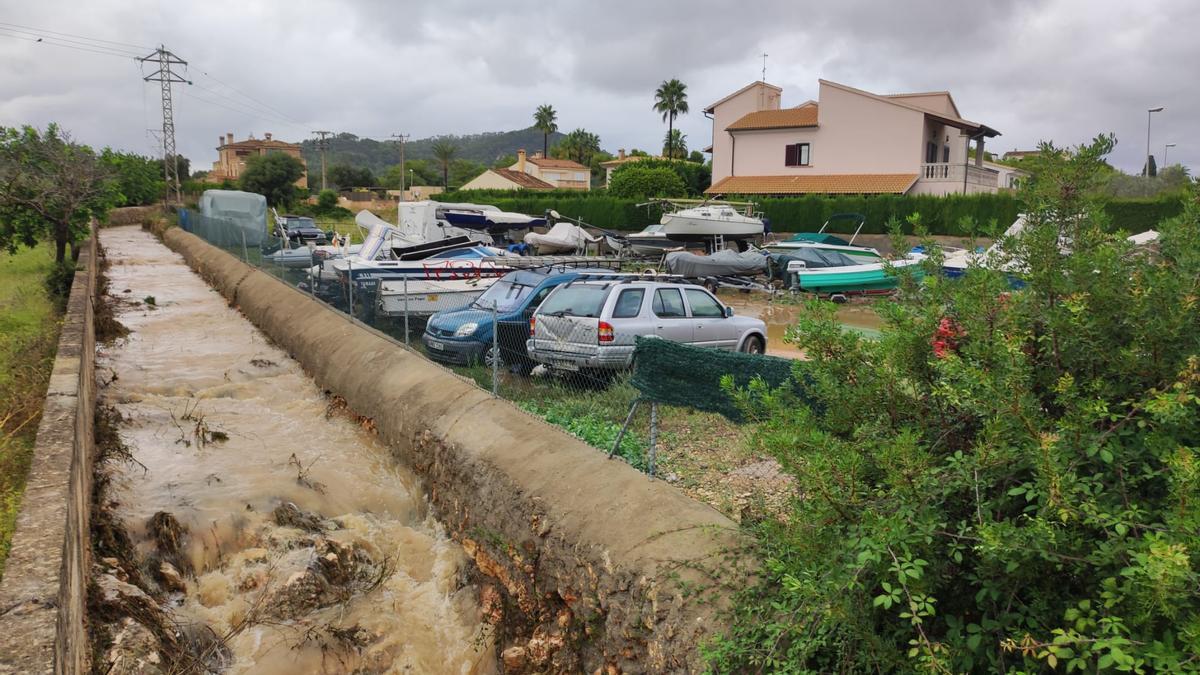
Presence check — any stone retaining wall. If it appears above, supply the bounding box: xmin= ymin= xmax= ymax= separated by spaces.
xmin=158 ymin=226 xmax=746 ymax=673
xmin=0 ymin=233 xmax=97 ymax=674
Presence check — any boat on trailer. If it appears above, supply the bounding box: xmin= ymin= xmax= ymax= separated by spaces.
xmin=766 ymin=213 xmax=882 ymax=263
xmin=777 ymin=247 xmax=925 ymax=296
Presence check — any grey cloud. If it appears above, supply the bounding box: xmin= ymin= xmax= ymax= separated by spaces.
xmin=0 ymin=0 xmax=1194 ymax=175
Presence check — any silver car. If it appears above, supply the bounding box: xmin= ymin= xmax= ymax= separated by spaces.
xmin=527 ymin=279 xmax=768 ymax=374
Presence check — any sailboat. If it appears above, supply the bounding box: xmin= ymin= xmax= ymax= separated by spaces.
xmin=659 ymin=202 xmax=765 ymax=243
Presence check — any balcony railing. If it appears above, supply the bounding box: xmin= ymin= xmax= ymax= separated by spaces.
xmin=920 ymin=162 xmax=999 ymax=187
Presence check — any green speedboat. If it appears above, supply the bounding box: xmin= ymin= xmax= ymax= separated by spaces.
xmin=766 ymin=213 xmax=882 ymax=263
xmin=772 ymin=247 xmax=925 ymax=296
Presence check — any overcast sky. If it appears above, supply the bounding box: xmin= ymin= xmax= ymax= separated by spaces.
xmin=0 ymin=0 xmax=1195 ymax=175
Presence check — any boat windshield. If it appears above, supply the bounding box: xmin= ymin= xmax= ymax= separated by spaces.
xmin=472 ymin=280 xmax=536 ymax=312
xmin=640 ymin=224 xmax=664 ymax=234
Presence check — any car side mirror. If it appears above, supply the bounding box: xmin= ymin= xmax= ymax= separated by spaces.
xmin=724 ymin=306 xmax=734 ymax=318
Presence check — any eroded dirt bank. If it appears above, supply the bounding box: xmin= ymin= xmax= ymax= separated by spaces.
xmin=92 ymin=225 xmax=494 ymax=673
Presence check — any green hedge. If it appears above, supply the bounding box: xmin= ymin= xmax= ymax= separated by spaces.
xmin=436 ymin=189 xmax=1185 ymax=236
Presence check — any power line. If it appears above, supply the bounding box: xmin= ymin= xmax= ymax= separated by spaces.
xmin=0 ymin=29 xmax=142 ymax=60
xmin=0 ymin=21 xmax=153 ymax=51
xmin=188 ymin=80 xmax=303 ymax=129
xmin=312 ymin=131 xmax=333 ymax=191
xmin=0 ymin=25 xmax=142 ymax=56
xmin=181 ymin=89 xmax=304 ymax=132
xmin=196 ymin=70 xmax=303 ymax=126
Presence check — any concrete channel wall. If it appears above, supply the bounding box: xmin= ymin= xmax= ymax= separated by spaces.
xmin=0 ymin=233 xmax=97 ymax=674
xmin=159 ymin=226 xmax=746 ymax=672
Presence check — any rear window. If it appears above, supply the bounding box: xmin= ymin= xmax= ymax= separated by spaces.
xmin=472 ymin=280 xmax=535 ymax=312
xmin=539 ymin=285 xmax=610 ymax=318
xmin=653 ymin=288 xmax=687 ymax=318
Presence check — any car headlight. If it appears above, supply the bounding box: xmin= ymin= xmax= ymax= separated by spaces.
xmin=455 ymin=322 xmax=478 ymax=337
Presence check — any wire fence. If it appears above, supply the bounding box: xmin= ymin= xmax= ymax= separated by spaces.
xmin=180 ymin=211 xmax=795 ymax=486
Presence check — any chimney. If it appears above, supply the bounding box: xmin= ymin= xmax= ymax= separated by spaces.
xmin=265 ymin=132 xmax=272 ymax=141
xmin=618 ymin=148 xmax=626 ymax=160
xmin=218 ymin=135 xmax=224 ymax=148
xmin=517 ymin=149 xmax=526 ymax=173
xmin=226 ymin=132 xmax=233 ymax=145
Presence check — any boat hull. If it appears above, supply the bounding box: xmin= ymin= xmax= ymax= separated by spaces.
xmin=660 ymin=212 xmax=764 ymax=242
xmin=793 ymin=260 xmax=925 ymax=294
xmin=376 ymin=278 xmax=494 ymax=317
xmin=767 ymin=241 xmax=881 ymax=263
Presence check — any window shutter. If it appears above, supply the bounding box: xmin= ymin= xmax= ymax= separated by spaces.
xmin=785 ymin=144 xmax=798 ymax=166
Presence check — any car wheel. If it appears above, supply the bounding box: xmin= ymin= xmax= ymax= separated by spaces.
xmin=741 ymin=336 xmax=765 ymax=355
xmin=482 ymin=345 xmax=505 ymax=369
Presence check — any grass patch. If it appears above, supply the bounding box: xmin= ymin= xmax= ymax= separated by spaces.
xmin=0 ymin=243 xmax=62 ymax=580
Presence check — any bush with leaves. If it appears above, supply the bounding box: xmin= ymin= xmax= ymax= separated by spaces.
xmin=239 ymin=152 xmax=306 ymax=207
xmin=707 ymin=135 xmax=1200 ymax=673
xmin=608 ymin=165 xmax=687 ymax=199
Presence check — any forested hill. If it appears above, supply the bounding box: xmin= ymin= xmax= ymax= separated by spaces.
xmin=299 ymin=127 xmax=566 ymax=175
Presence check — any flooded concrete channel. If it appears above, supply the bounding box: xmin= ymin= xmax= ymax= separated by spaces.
xmin=94 ymin=226 xmax=494 ymax=673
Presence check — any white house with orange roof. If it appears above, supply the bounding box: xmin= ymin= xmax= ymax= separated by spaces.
xmin=704 ymin=80 xmax=1002 ymax=196
xmin=508 ymin=149 xmax=591 ymax=191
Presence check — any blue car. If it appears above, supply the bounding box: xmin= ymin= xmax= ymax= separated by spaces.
xmin=422 ymin=267 xmax=621 ymax=372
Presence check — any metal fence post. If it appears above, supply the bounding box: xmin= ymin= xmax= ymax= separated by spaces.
xmin=241 ymin=231 xmax=249 ymax=263
xmin=347 ymin=259 xmax=355 ymax=322
xmin=647 ymin=402 xmax=659 ymax=478
xmin=491 ymin=303 xmax=499 ymax=397
xmin=403 ymin=276 xmax=410 ymax=346
xmin=308 ymin=252 xmax=316 ymax=299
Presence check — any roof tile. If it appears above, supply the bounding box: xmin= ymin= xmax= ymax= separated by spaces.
xmin=705 ymin=173 xmax=918 ymax=195
xmin=490 ymin=169 xmax=555 ymax=189
xmin=526 ymin=156 xmax=589 ymax=170
xmin=726 ymin=104 xmax=819 ymax=131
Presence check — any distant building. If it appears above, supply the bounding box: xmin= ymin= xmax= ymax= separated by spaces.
xmin=982 ymin=160 xmax=1031 ymax=190
xmin=598 ymin=149 xmax=666 ymax=188
xmin=1001 ymin=150 xmax=1040 ymax=162
xmin=460 ymin=168 xmax=554 ymax=191
xmin=507 ymin=149 xmax=590 ymax=191
xmin=207 ymin=132 xmax=308 ymax=188
xmin=704 ymin=80 xmax=1002 ymax=196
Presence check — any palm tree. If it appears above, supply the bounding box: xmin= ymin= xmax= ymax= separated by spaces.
xmin=533 ymin=104 xmax=558 ymax=158
xmin=653 ymin=79 xmax=689 ymax=160
xmin=555 ymin=128 xmax=602 ymax=166
xmin=663 ymin=129 xmax=687 ymax=159
xmin=431 ymin=140 xmax=458 ymax=188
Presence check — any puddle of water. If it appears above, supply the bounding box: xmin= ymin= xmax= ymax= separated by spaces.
xmin=720 ymin=292 xmax=887 ymax=358
xmin=97 ymin=226 xmax=495 ymax=674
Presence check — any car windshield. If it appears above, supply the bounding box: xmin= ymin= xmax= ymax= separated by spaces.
xmin=538 ymin=285 xmax=609 ymax=318
xmin=286 ymin=217 xmax=316 ymax=230
xmin=471 ymin=280 xmax=535 ymax=312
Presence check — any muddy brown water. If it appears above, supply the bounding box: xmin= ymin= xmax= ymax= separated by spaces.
xmin=97 ymin=226 xmax=495 ymax=673
xmin=719 ymin=292 xmax=886 ymax=358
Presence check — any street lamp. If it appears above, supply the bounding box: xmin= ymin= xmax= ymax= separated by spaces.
xmin=1145 ymin=107 xmax=1164 ymax=176
xmin=1164 ymin=143 xmax=1177 ymax=168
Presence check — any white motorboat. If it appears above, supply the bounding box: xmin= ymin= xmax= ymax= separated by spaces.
xmin=376 ymin=276 xmax=497 ymax=317
xmin=523 ymin=222 xmax=599 ymax=254
xmin=621 ymin=223 xmax=681 ymax=256
xmin=765 ymin=214 xmax=882 ymax=263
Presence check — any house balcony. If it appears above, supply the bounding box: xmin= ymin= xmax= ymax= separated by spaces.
xmin=914 ymin=162 xmax=1000 ymax=195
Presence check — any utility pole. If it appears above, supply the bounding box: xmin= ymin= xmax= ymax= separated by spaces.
xmin=312 ymin=130 xmax=333 ymax=191
xmin=390 ymin=133 xmax=409 ymax=201
xmin=140 ymin=46 xmax=188 ymax=205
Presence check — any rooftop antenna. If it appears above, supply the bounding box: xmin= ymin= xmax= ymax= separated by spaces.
xmin=761 ymin=52 xmax=768 ymax=82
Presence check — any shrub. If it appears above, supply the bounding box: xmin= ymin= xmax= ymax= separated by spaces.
xmin=608 ymin=166 xmax=687 ymax=199
xmin=708 ymin=137 xmax=1200 ymax=672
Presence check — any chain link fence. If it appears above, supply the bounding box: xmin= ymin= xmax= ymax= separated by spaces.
xmin=179 ymin=210 xmax=801 ymax=490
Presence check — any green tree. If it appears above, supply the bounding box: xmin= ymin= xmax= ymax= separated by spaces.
xmin=533 ymin=104 xmax=558 ymax=159
xmin=551 ymin=129 xmax=602 ymax=166
xmin=326 ymin=163 xmax=375 ymax=189
xmin=239 ymin=152 xmax=305 ymax=207
xmin=663 ymin=129 xmax=687 ymax=159
xmin=449 ymin=159 xmax=488 ymax=187
xmin=615 ymin=157 xmax=709 ymax=196
xmin=688 ymin=150 xmax=705 ymax=163
xmin=708 ymin=135 xmax=1200 ymax=672
xmin=493 ymin=153 xmax=517 ymax=169
xmin=0 ymin=124 xmax=118 ymax=263
xmin=100 ymin=149 xmax=164 ymax=206
xmin=316 ymin=189 xmax=338 ymax=212
xmin=607 ymin=165 xmax=686 ymax=198
xmin=159 ymin=154 xmax=190 ymax=180
xmin=653 ymin=79 xmax=689 ymax=160
xmin=431 ymin=141 xmax=459 ymax=188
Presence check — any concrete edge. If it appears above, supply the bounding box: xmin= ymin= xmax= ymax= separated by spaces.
xmin=0 ymin=231 xmax=97 ymax=675
xmin=157 ymin=226 xmax=747 ymax=672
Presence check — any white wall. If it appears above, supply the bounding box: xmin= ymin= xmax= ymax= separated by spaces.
xmin=461 ymin=171 xmax=520 ymax=191
xmin=709 ymin=83 xmax=781 ymax=183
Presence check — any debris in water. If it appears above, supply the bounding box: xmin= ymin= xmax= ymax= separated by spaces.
xmin=249 ymin=357 xmax=277 ymax=368
xmin=147 ymin=511 xmax=193 ymax=578
xmin=273 ymin=501 xmax=330 ymax=533
xmin=288 ymin=452 xmax=327 ymax=494
xmin=142 ymin=295 xmax=157 ymax=306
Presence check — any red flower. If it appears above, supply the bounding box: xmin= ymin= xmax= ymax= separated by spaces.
xmin=932 ymin=317 xmax=963 ymax=358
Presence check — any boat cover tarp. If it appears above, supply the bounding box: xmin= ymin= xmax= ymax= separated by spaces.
xmin=523 ymin=222 xmax=599 ymax=253
xmin=198 ymin=190 xmax=268 ymax=245
xmin=786 ymin=232 xmax=852 ymax=246
xmin=767 ymin=248 xmax=863 ymax=280
xmin=664 ymin=249 xmax=768 ymax=277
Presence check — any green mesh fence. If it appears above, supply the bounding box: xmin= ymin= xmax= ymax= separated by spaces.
xmin=629 ymin=336 xmax=804 ymax=421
